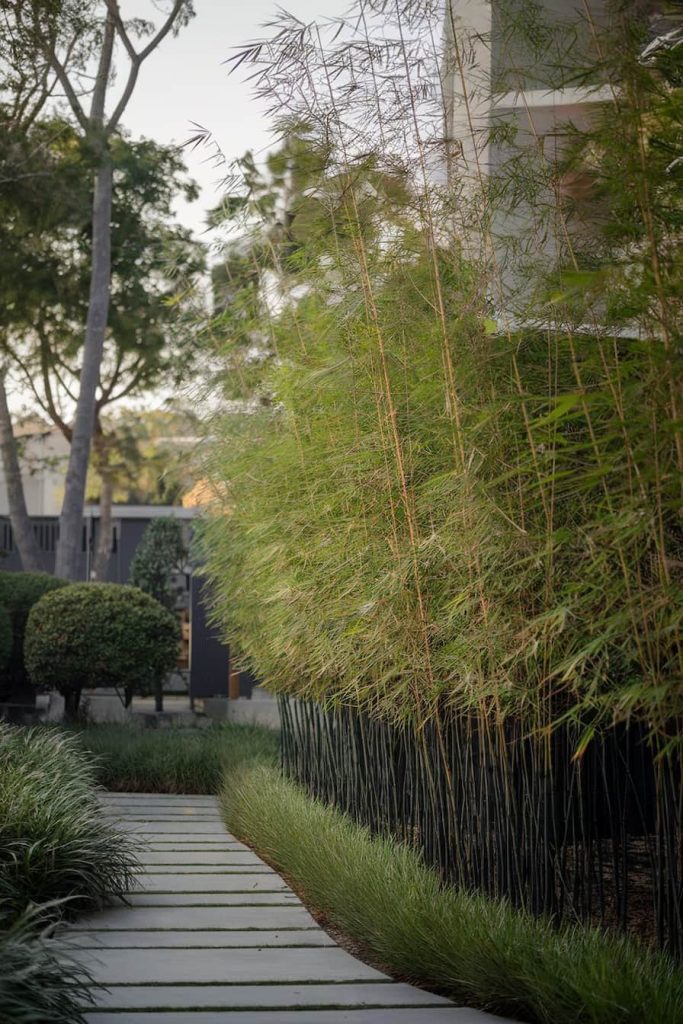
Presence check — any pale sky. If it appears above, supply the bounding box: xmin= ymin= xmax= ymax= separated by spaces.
xmin=121 ymin=0 xmax=350 ymax=240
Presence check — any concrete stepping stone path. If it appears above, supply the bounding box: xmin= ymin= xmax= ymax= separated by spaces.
xmin=61 ymin=793 xmax=511 ymax=1023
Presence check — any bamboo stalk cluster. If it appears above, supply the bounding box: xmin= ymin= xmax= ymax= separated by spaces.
xmin=280 ymin=695 xmax=682 ymax=954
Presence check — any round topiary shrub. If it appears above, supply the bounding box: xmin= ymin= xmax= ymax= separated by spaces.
xmin=25 ymin=583 xmax=179 ymax=719
xmin=0 ymin=571 xmax=70 ymax=704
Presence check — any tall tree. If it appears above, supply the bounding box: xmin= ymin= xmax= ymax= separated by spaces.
xmin=0 ymin=110 xmax=85 ymax=570
xmin=0 ymin=373 xmax=43 ymax=570
xmin=1 ymin=0 xmax=194 ymax=578
xmin=0 ymin=116 xmax=203 ymax=578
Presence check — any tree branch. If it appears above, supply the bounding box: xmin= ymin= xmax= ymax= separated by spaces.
xmin=139 ymin=0 xmax=187 ymax=63
xmin=50 ymin=359 xmax=79 ymax=406
xmin=96 ymin=345 xmax=125 ymax=408
xmin=104 ymin=0 xmax=137 ymax=61
xmin=30 ymin=12 xmax=89 ymax=133
xmin=37 ymin=328 xmax=72 ymax=440
xmin=106 ymin=0 xmax=187 ymax=134
xmin=99 ymin=360 xmax=148 ymax=408
xmin=89 ymin=7 xmax=116 ymax=128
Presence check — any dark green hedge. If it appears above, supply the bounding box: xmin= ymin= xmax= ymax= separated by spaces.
xmin=0 ymin=606 xmax=12 ymax=676
xmin=0 ymin=571 xmax=69 ymax=703
xmin=25 ymin=583 xmax=179 ymax=714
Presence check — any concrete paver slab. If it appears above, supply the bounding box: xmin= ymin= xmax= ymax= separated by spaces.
xmin=71 ymin=905 xmax=319 ymax=930
xmin=136 ymin=872 xmax=288 ymax=893
xmin=139 ymin=851 xmax=264 ymax=865
xmin=84 ymin=1011 xmax=507 ymax=1024
xmin=136 ymin=864 xmax=275 ymax=874
xmin=124 ymin=892 xmax=298 ymax=906
xmin=119 ymin=821 xmax=229 ymax=834
xmin=106 ymin=814 xmax=224 ymax=822
xmin=143 ymin=842 xmax=252 ymax=852
xmin=74 ymin=946 xmax=388 ymax=984
xmin=85 ymin=981 xmax=451 ymax=1011
xmin=99 ymin=794 xmax=218 ymax=804
xmin=100 ymin=796 xmax=218 ymax=803
xmin=63 ymin=928 xmax=335 ymax=947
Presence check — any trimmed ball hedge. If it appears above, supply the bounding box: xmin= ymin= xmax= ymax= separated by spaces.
xmin=25 ymin=583 xmax=179 ymax=718
xmin=0 ymin=571 xmax=69 ymax=704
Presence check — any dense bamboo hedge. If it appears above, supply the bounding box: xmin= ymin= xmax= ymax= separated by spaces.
xmin=200 ymin=2 xmax=681 ymax=738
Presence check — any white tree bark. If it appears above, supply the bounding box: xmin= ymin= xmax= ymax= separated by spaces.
xmin=54 ymin=156 xmax=113 ymax=578
xmin=0 ymin=373 xmax=43 ymax=571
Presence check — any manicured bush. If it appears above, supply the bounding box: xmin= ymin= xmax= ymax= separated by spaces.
xmin=0 ymin=724 xmax=138 ymax=927
xmin=0 ymin=571 xmax=69 ymax=703
xmin=0 ymin=909 xmax=94 ymax=1024
xmin=25 ymin=582 xmax=179 ymax=717
xmin=221 ymin=764 xmax=683 ymax=1024
xmin=74 ymin=721 xmax=279 ymax=794
xmin=128 ymin=516 xmax=187 ymax=611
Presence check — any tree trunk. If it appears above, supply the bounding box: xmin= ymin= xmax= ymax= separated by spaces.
xmin=92 ymin=431 xmax=114 ymax=581
xmin=54 ymin=157 xmax=113 ymax=579
xmin=155 ymin=676 xmax=164 ymax=713
xmin=63 ymin=687 xmax=82 ymax=723
xmin=0 ymin=372 xmax=43 ymax=571
xmin=92 ymin=469 xmax=113 ymax=580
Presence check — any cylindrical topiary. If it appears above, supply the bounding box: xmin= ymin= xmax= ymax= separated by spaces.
xmin=128 ymin=516 xmax=187 ymax=711
xmin=25 ymin=582 xmax=179 ymax=720
xmin=0 ymin=571 xmax=70 ymax=706
xmin=128 ymin=516 xmax=187 ymax=612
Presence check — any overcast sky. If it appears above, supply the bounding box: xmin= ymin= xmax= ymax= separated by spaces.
xmin=121 ymin=0 xmax=349 ymax=240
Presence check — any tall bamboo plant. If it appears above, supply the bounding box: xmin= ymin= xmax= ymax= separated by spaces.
xmin=199 ymin=0 xmax=681 ymax=749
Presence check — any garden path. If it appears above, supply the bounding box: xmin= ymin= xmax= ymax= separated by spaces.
xmin=62 ymin=793 xmax=510 ymax=1024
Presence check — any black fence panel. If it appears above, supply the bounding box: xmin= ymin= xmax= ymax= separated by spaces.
xmin=280 ymin=697 xmax=683 ymax=956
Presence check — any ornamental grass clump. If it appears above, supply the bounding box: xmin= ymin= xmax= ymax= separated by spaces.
xmin=222 ymin=764 xmax=683 ymax=1024
xmin=0 ymin=909 xmax=94 ymax=1024
xmin=75 ymin=721 xmax=279 ymax=794
xmin=0 ymin=724 xmax=138 ymax=927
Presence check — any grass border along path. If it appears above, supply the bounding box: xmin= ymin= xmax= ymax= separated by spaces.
xmin=73 ymin=722 xmax=279 ymax=794
xmin=220 ymin=764 xmax=683 ymax=1024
